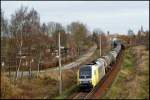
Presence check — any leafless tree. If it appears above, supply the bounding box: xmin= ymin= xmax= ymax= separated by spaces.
xmin=1 ymin=10 xmax=13 ymax=78
xmin=26 ymin=8 xmax=41 ymax=78
xmin=10 ymin=6 xmax=29 ymax=80
xmin=67 ymin=22 xmax=89 ymax=56
xmin=1 ymin=10 xmax=7 ymax=72
xmin=47 ymin=22 xmax=65 ymax=48
xmin=9 ymin=6 xmax=42 ymax=79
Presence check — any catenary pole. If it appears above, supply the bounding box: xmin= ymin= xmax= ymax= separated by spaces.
xmin=58 ymin=32 xmax=62 ymax=95
xmin=99 ymin=33 xmax=101 ymax=57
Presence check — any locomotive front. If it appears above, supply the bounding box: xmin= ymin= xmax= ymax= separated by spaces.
xmin=78 ymin=65 xmax=93 ymax=89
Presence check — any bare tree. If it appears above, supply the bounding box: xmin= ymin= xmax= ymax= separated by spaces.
xmin=93 ymin=28 xmax=104 ymax=49
xmin=9 ymin=6 xmax=41 ymax=79
xmin=26 ymin=8 xmax=41 ymax=78
xmin=47 ymin=22 xmax=65 ymax=48
xmin=10 ymin=6 xmax=28 ymax=80
xmin=41 ymin=23 xmax=48 ymax=36
xmin=1 ymin=10 xmax=8 ymax=72
xmin=67 ymin=22 xmax=89 ymax=56
xmin=1 ymin=10 xmax=13 ymax=78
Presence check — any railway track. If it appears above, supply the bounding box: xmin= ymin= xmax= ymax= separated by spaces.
xmin=72 ymin=92 xmax=88 ymax=99
xmin=88 ymin=50 xmax=124 ymax=99
xmin=69 ymin=49 xmax=124 ymax=99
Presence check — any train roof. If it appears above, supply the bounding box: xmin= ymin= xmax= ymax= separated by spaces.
xmin=82 ymin=59 xmax=97 ymax=65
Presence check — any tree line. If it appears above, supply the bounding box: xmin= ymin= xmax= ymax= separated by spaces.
xmin=127 ymin=27 xmax=149 ymax=49
xmin=1 ymin=6 xmax=105 ymax=80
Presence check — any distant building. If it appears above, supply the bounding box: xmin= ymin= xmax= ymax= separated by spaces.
xmin=107 ymin=31 xmax=110 ymax=36
xmin=141 ymin=25 xmax=144 ymax=33
xmin=140 ymin=26 xmax=146 ymax=36
xmin=128 ymin=29 xmax=134 ymax=36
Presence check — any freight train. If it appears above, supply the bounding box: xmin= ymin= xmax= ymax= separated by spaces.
xmin=77 ymin=41 xmax=123 ymax=91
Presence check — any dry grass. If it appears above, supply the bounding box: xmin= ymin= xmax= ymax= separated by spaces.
xmin=1 ymin=67 xmax=78 ymax=99
xmin=102 ymin=45 xmax=149 ymax=99
xmin=1 ymin=74 xmax=23 ymax=99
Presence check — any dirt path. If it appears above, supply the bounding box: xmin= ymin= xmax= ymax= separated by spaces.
xmin=6 ymin=45 xmax=97 ymax=78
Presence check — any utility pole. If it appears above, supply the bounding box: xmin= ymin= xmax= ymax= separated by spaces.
xmin=99 ymin=33 xmax=101 ymax=57
xmin=108 ymin=31 xmax=111 ymax=49
xmin=58 ymin=32 xmax=62 ymax=95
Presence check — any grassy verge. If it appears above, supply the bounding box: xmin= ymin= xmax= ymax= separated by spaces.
xmin=101 ymin=45 xmax=149 ymax=99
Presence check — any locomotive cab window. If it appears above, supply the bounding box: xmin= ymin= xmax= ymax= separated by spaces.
xmin=79 ymin=65 xmax=91 ymax=79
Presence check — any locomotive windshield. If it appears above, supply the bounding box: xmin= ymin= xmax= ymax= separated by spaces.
xmin=79 ymin=65 xmax=91 ymax=79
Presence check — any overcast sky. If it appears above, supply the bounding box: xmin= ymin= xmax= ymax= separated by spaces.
xmin=1 ymin=1 xmax=149 ymax=34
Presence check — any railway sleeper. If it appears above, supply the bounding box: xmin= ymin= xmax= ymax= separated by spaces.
xmin=79 ymin=83 xmax=93 ymax=92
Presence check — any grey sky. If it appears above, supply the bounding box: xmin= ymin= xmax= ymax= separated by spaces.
xmin=1 ymin=1 xmax=149 ymax=34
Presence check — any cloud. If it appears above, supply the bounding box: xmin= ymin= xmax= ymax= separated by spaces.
xmin=1 ymin=1 xmax=149 ymax=34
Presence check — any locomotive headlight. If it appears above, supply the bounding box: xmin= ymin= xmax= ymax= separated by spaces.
xmin=79 ymin=81 xmax=81 ymax=84
xmin=80 ymin=81 xmax=83 ymax=84
xmin=89 ymin=80 xmax=92 ymax=83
